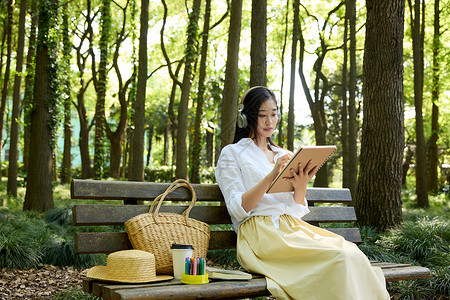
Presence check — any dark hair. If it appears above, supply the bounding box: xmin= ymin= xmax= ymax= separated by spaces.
xmin=233 ymin=86 xmax=278 ymax=147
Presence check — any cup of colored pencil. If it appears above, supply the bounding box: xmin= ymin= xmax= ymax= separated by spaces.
xmin=180 ymin=257 xmax=209 ymax=284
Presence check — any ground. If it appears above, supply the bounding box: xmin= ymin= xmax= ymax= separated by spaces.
xmin=0 ymin=264 xmax=87 ymax=299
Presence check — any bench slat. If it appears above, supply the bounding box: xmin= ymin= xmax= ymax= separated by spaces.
xmin=73 ymin=205 xmax=357 ymax=226
xmin=71 ymin=179 xmax=351 ymax=204
xmin=74 ymin=227 xmax=362 ymax=254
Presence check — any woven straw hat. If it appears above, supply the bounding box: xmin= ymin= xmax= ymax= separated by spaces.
xmin=86 ymin=250 xmax=173 ymax=283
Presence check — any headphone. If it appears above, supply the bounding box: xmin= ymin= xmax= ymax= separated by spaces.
xmin=237 ymin=86 xmax=281 ymax=129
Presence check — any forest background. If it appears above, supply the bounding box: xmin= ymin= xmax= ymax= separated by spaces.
xmin=0 ymin=0 xmax=449 ymax=232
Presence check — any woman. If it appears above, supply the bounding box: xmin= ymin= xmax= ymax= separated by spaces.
xmin=215 ymin=86 xmax=389 ymax=300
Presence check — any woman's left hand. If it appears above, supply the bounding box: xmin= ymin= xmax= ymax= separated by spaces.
xmin=283 ymin=160 xmax=318 ymax=205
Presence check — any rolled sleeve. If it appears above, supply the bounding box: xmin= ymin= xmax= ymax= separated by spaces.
xmin=291 ymin=198 xmax=310 ymax=220
xmin=215 ymin=148 xmax=251 ymax=224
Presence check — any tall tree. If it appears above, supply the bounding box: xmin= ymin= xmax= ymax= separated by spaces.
xmin=7 ymin=0 xmax=27 ymax=196
xmin=22 ymin=0 xmax=38 ymax=173
xmin=347 ymin=0 xmax=358 ymax=198
xmin=298 ymin=3 xmax=344 ymax=187
xmin=0 ymin=0 xmax=13 ymax=182
xmin=277 ymin=0 xmax=289 ymax=147
xmin=356 ymin=0 xmax=405 ymax=231
xmin=220 ymin=0 xmax=243 ymax=150
xmin=428 ymin=0 xmax=440 ymax=193
xmin=250 ymin=0 xmax=267 ymax=87
xmin=342 ymin=0 xmax=358 ymax=199
xmin=408 ymin=0 xmax=428 ymax=207
xmin=23 ymin=0 xmax=60 ymax=212
xmin=190 ymin=0 xmax=211 ymax=183
xmin=175 ymin=0 xmax=201 ymax=179
xmin=128 ymin=0 xmax=148 ymax=182
xmin=107 ymin=0 xmax=134 ymax=179
xmin=74 ymin=0 xmax=95 ymax=179
xmin=287 ymin=0 xmax=299 ymax=151
xmin=60 ymin=2 xmax=72 ymax=184
xmin=92 ymin=0 xmax=111 ymax=179
xmin=341 ymin=0 xmax=349 ymax=192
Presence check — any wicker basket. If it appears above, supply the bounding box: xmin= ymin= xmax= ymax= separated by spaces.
xmin=124 ymin=179 xmax=210 ymax=275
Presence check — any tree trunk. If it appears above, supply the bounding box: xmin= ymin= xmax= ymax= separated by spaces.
xmin=22 ymin=0 xmax=37 ymax=174
xmin=128 ymin=0 xmax=148 ymax=182
xmin=341 ymin=1 xmax=349 ymax=191
xmin=409 ymin=0 xmax=428 ymax=207
xmin=220 ymin=0 xmax=243 ymax=151
xmin=7 ymin=0 xmax=27 ymax=196
xmin=74 ymin=0 xmax=94 ymax=179
xmin=0 ymin=0 xmax=13 ymax=182
xmin=175 ymin=0 xmax=201 ymax=180
xmin=60 ymin=3 xmax=72 ymax=184
xmin=277 ymin=0 xmax=289 ymax=148
xmin=23 ymin=0 xmax=59 ymax=212
xmin=347 ymin=0 xmax=358 ymax=200
xmin=356 ymin=0 xmax=404 ymax=231
xmin=287 ymin=0 xmax=299 ymax=152
xmin=93 ymin=0 xmax=111 ymax=179
xmin=428 ymin=0 xmax=440 ymax=194
xmin=250 ymin=0 xmax=266 ymax=87
xmin=105 ymin=0 xmax=133 ymax=179
xmin=191 ymin=0 xmax=211 ymax=183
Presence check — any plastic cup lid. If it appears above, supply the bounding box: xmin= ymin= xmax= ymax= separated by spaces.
xmin=171 ymin=243 xmax=194 ymax=250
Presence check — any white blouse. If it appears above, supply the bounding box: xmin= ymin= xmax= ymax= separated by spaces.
xmin=215 ymin=138 xmax=310 ymax=232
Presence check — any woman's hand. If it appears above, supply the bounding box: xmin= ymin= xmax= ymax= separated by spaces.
xmin=270 ymin=153 xmax=292 ymax=177
xmin=283 ymin=160 xmax=318 ymax=205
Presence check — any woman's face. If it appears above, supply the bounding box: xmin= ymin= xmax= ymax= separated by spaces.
xmin=255 ymin=99 xmax=278 ymax=140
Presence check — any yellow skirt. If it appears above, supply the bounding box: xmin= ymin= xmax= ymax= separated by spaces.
xmin=237 ymin=215 xmax=390 ymax=300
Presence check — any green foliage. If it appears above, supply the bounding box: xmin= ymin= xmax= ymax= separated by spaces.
xmin=51 ymin=287 xmax=100 ymax=300
xmin=0 ymin=209 xmax=47 ymax=269
xmin=378 ymin=216 xmax=450 ymax=268
xmin=357 ymin=207 xmax=450 ymax=299
xmin=207 ymin=249 xmax=240 ymax=269
xmin=0 ymin=207 xmax=105 ymax=270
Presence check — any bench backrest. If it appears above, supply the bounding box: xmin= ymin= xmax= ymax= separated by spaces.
xmin=71 ymin=179 xmax=361 ymax=254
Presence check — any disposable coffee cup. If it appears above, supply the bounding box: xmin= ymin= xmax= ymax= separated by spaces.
xmin=171 ymin=243 xmax=194 ymax=279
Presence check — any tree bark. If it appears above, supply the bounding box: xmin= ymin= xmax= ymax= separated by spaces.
xmin=220 ymin=0 xmax=243 ymax=151
xmin=191 ymin=0 xmax=211 ymax=183
xmin=356 ymin=0 xmax=404 ymax=231
xmin=7 ymin=0 xmax=27 ymax=196
xmin=287 ymin=0 xmax=299 ymax=152
xmin=23 ymin=0 xmax=59 ymax=212
xmin=250 ymin=0 xmax=267 ymax=87
xmin=341 ymin=1 xmax=349 ymax=191
xmin=22 ymin=0 xmax=37 ymax=174
xmin=60 ymin=3 xmax=72 ymax=184
xmin=347 ymin=0 xmax=358 ymax=200
xmin=93 ymin=0 xmax=111 ymax=179
xmin=175 ymin=0 xmax=201 ymax=180
xmin=128 ymin=0 xmax=148 ymax=182
xmin=0 ymin=0 xmax=14 ymax=182
xmin=428 ymin=0 xmax=440 ymax=194
xmin=409 ymin=0 xmax=428 ymax=207
xmin=277 ymin=0 xmax=289 ymax=148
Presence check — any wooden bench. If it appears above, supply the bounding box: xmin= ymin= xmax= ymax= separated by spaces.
xmin=71 ymin=179 xmax=431 ymax=300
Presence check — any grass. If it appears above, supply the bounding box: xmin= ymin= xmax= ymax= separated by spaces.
xmin=0 ymin=179 xmax=448 ymax=299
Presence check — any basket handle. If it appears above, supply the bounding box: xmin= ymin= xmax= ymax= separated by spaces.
xmin=149 ymin=179 xmax=197 ymax=222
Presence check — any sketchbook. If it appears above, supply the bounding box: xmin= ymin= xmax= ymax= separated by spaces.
xmin=267 ymin=145 xmax=337 ymax=194
xmin=205 ymin=266 xmax=252 ymax=280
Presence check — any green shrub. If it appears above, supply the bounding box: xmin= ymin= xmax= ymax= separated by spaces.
xmin=378 ymin=216 xmax=450 ymax=268
xmin=0 ymin=209 xmax=48 ymax=269
xmin=51 ymin=287 xmax=100 ymax=300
